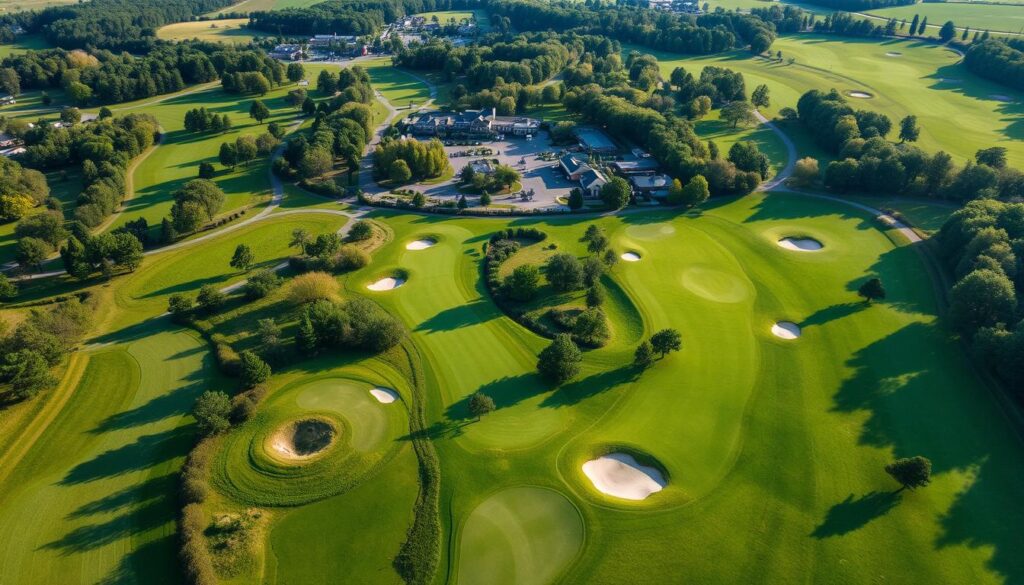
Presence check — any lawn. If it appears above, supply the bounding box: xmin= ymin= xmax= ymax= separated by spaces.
xmin=363 ymin=58 xmax=435 ymax=108
xmin=156 ymin=18 xmax=274 ymax=44
xmin=209 ymin=0 xmax=323 ymax=15
xmin=864 ymin=2 xmax=1024 ymax=35
xmin=0 ymin=34 xmax=52 ymax=58
xmin=415 ymin=9 xmax=492 ymax=31
xmin=0 ymin=0 xmax=74 ymax=13
xmin=694 ymin=108 xmax=789 ymax=176
xmin=3 ymin=189 xmax=1024 ymax=584
xmin=629 ymin=34 xmax=1024 ymax=167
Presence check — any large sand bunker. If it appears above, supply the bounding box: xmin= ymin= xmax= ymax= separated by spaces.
xmin=778 ymin=237 xmax=823 ymax=252
xmin=847 ymin=90 xmax=873 ymax=99
xmin=582 ymin=453 xmax=666 ymax=501
xmin=270 ymin=419 xmax=336 ymax=460
xmin=772 ymin=321 xmax=802 ymax=340
xmin=621 ymin=252 xmax=641 ymax=262
xmin=406 ymin=238 xmax=436 ymax=250
xmin=369 ymin=387 xmax=399 ymax=404
xmin=367 ymin=276 xmax=405 ymax=291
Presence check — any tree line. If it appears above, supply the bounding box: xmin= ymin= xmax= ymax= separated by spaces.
xmin=964 ymin=39 xmax=1024 ymax=93
xmin=487 ymin=0 xmax=778 ymax=55
xmin=247 ymin=0 xmax=475 ymax=35
xmin=792 ymin=0 xmax=913 ymax=11
xmin=796 ymin=88 xmax=1024 ymax=201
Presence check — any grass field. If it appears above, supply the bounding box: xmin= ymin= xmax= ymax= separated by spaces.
xmin=864 ymin=3 xmax=1024 ymax=35
xmin=0 ymin=0 xmax=74 ymax=12
xmin=364 ymin=58 xmax=435 ymax=108
xmin=210 ymin=0 xmax=324 ymax=15
xmin=0 ymin=34 xmax=52 ymax=58
xmin=415 ymin=9 xmax=493 ymax=31
xmin=629 ymin=34 xmax=1024 ymax=167
xmin=156 ymin=19 xmax=273 ymax=44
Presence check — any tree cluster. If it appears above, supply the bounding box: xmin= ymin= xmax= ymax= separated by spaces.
xmin=373 ymin=138 xmax=449 ymax=182
xmin=0 ymin=157 xmax=49 ymax=222
xmin=183 ymin=107 xmax=232 ymax=134
xmin=964 ymin=39 xmax=1024 ymax=93
xmin=169 ymin=179 xmax=226 ymax=234
xmin=247 ymin=0 xmax=472 ymax=35
xmin=298 ymin=297 xmax=405 ymax=354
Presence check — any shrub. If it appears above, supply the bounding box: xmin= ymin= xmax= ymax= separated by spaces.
xmin=572 ymin=309 xmax=610 ymax=347
xmin=348 ymin=220 xmax=373 ymax=241
xmin=196 ymin=284 xmax=226 ymax=314
xmin=333 ymin=245 xmax=370 ymax=272
xmin=546 ymin=253 xmax=584 ymax=292
xmin=244 ymin=269 xmax=282 ymax=300
xmin=537 ymin=334 xmax=583 ymax=384
xmin=239 ymin=350 xmax=271 ymax=388
xmin=503 ymin=265 xmax=540 ymax=302
xmin=192 ymin=390 xmax=232 ymax=437
xmin=287 ymin=271 xmax=340 ymax=304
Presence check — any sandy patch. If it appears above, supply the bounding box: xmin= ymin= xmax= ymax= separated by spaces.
xmin=270 ymin=419 xmax=335 ymax=460
xmin=406 ymin=238 xmax=436 ymax=250
xmin=583 ymin=453 xmax=666 ymax=500
xmin=778 ymin=237 xmax=823 ymax=252
xmin=369 ymin=387 xmax=399 ymax=404
xmin=990 ymin=94 xmax=1015 ymax=103
xmin=848 ymin=91 xmax=873 ymax=99
xmin=367 ymin=277 xmax=405 ymax=291
xmin=885 ymin=51 xmax=902 ymax=57
xmin=772 ymin=321 xmax=801 ymax=340
xmin=621 ymin=252 xmax=641 ymax=262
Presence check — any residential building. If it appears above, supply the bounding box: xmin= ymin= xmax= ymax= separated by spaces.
xmin=559 ymin=154 xmax=591 ymax=181
xmin=580 ymin=168 xmax=608 ymax=198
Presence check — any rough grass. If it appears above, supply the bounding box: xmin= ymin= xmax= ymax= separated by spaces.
xmin=156 ymin=19 xmax=273 ymax=44
xmin=864 ymin=2 xmax=1024 ymax=35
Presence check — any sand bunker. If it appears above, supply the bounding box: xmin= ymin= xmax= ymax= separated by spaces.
xmin=270 ymin=419 xmax=335 ymax=460
xmin=621 ymin=252 xmax=641 ymax=262
xmin=582 ymin=453 xmax=666 ymax=501
xmin=848 ymin=91 xmax=872 ymax=99
xmin=772 ymin=321 xmax=802 ymax=340
xmin=990 ymin=94 xmax=1015 ymax=103
xmin=405 ymin=238 xmax=436 ymax=250
xmin=885 ymin=51 xmax=902 ymax=57
xmin=778 ymin=237 xmax=823 ymax=252
xmin=369 ymin=387 xmax=399 ymax=404
xmin=367 ymin=277 xmax=405 ymax=291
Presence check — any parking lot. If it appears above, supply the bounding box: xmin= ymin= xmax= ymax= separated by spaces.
xmin=409 ymin=131 xmax=578 ymax=210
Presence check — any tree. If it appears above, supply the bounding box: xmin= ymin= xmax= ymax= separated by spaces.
xmin=297 ymin=314 xmax=318 ymax=354
xmin=689 ymin=96 xmax=712 ymax=119
xmin=601 ymin=177 xmax=631 ymax=210
xmin=678 ymin=175 xmax=710 ymax=207
xmin=193 ymin=390 xmax=232 ymax=436
xmin=0 ymin=67 xmax=19 ymax=96
xmin=196 ymin=284 xmax=226 ymax=313
xmin=457 ymin=194 xmax=468 ymax=210
xmin=885 ymin=456 xmax=932 ymax=490
xmin=302 ymin=97 xmax=316 ymax=117
xmin=920 ymin=16 xmax=929 ymax=36
xmin=468 ymin=391 xmax=496 ymax=421
xmin=299 ymin=148 xmax=332 ymax=179
xmin=721 ymin=100 xmax=757 ymax=128
xmin=239 ymin=350 xmax=271 ymax=388
xmin=389 ymin=159 xmax=412 ymax=183
xmin=634 ymin=340 xmax=655 ymax=369
xmin=198 ymin=162 xmax=216 ymax=179
xmin=60 ymin=107 xmax=81 ymax=125
xmin=348 ymin=220 xmax=373 ymax=241
xmin=586 ymin=285 xmax=604 ymax=308
xmin=976 ymin=147 xmax=1007 ymax=169
xmin=792 ymin=157 xmax=819 ymax=187
xmin=287 ymin=62 xmax=305 ymax=84
xmin=235 ymin=136 xmax=258 ymax=166
xmin=412 ymin=192 xmax=427 ymax=208
xmin=2 ymin=350 xmax=55 ymax=400
xmin=230 ymin=244 xmax=255 ymax=271
xmin=460 ymin=164 xmax=476 ymax=184
xmin=268 ymin=122 xmax=284 ymax=139
xmin=949 ymin=269 xmax=1017 ymax=334
xmin=546 ymin=253 xmax=584 ymax=292
xmin=480 ymin=192 xmax=492 ymax=206
xmin=219 ymin=142 xmax=238 ymax=169
xmin=939 ymin=21 xmax=956 ymax=43
xmin=244 ymin=269 xmax=282 ymax=300
xmin=16 ymin=237 xmax=49 ymax=271
xmin=650 ymin=328 xmax=682 ymax=357
xmin=858 ymin=277 xmax=886 ymax=303
xmin=493 ymin=165 xmax=520 ymax=189
xmin=587 ymin=232 xmax=609 ymax=254
xmin=98 ymin=106 xmax=113 ymax=120
xmin=898 ymin=116 xmax=920 ymax=143
xmin=567 ymin=188 xmax=584 ymax=210
xmin=751 ymin=84 xmax=770 ymax=108
xmin=537 ymin=334 xmax=583 ymax=384
xmin=909 ymin=14 xmax=920 ymax=36
xmin=290 ymin=228 xmax=310 ymax=253
xmin=0 ymin=273 xmax=16 ymax=301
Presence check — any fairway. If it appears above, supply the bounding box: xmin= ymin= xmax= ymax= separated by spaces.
xmin=364 ymin=58 xmax=435 ymax=108
xmin=865 ymin=3 xmax=1024 ymax=35
xmin=631 ymin=35 xmax=1024 ymax=166
xmin=156 ymin=19 xmax=273 ymax=43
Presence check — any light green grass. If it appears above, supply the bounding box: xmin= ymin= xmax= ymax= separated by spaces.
xmin=211 ymin=0 xmax=323 ymax=15
xmin=0 ymin=34 xmax=52 ymax=58
xmin=415 ymin=9 xmax=492 ymax=31
xmin=865 ymin=3 xmax=1024 ymax=35
xmin=456 ymin=486 xmax=583 ymax=585
xmin=156 ymin=18 xmax=273 ymax=44
xmin=0 ymin=0 xmax=74 ymax=13
xmin=695 ymin=108 xmax=789 ymax=175
xmin=630 ymin=35 xmax=1024 ymax=167
xmin=364 ymin=58 xmax=434 ymax=108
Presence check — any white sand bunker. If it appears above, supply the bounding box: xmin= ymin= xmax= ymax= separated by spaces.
xmin=367 ymin=277 xmax=405 ymax=291
xmin=778 ymin=237 xmax=823 ymax=252
xmin=369 ymin=387 xmax=399 ymax=404
xmin=582 ymin=453 xmax=666 ymax=501
xmin=848 ymin=91 xmax=873 ymax=99
xmin=772 ymin=321 xmax=801 ymax=340
xmin=621 ymin=252 xmax=641 ymax=262
xmin=885 ymin=51 xmax=902 ymax=57
xmin=990 ymin=94 xmax=1015 ymax=103
xmin=406 ymin=238 xmax=436 ymax=250
xmin=270 ymin=419 xmax=335 ymax=460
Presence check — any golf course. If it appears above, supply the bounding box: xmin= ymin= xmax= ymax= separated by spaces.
xmin=2 ymin=0 xmax=1024 ymax=582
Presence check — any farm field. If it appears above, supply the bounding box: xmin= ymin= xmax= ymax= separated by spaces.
xmin=864 ymin=3 xmax=1024 ymax=35
xmin=630 ymin=34 xmax=1024 ymax=167
xmin=156 ymin=18 xmax=274 ymax=44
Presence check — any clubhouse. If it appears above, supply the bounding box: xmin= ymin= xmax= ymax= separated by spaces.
xmin=559 ymin=154 xmax=608 ymax=198
xmin=402 ymin=108 xmax=541 ymax=138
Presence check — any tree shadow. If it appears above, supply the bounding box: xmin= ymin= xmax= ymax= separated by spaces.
xmin=444 ymin=373 xmax=547 ymax=420
xmin=802 ymin=301 xmax=863 ymax=328
xmin=40 ymin=497 xmax=170 ymax=554
xmin=96 ymin=534 xmax=181 ymax=585
xmin=743 ymin=191 xmax=875 ymax=229
xmin=90 ymin=381 xmax=203 ymax=434
xmin=65 ymin=474 xmax=177 ymax=520
xmin=811 ymin=491 xmax=900 ymax=538
xmin=398 ymin=418 xmax=473 ymax=441
xmin=60 ymin=425 xmax=194 ymax=485
xmin=540 ymin=365 xmax=640 ymax=408
xmin=414 ymin=299 xmax=493 ymax=333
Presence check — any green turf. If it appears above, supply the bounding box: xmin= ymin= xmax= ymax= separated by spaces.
xmin=415 ymin=9 xmax=492 ymax=31
xmin=364 ymin=58 xmax=435 ymax=109
xmin=864 ymin=3 xmax=1024 ymax=35
xmin=456 ymin=486 xmax=584 ymax=585
xmin=0 ymin=34 xmax=52 ymax=57
xmin=156 ymin=19 xmax=273 ymax=44
xmin=630 ymin=35 xmax=1024 ymax=167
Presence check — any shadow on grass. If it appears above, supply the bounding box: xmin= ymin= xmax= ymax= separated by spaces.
xmin=60 ymin=425 xmax=194 ymax=485
xmin=414 ymin=299 xmax=493 ymax=333
xmin=802 ymin=301 xmax=863 ymax=328
xmin=811 ymin=491 xmax=900 ymax=538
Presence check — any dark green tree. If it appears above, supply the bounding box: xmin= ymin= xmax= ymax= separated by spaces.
xmin=239 ymin=350 xmax=271 ymax=388
xmin=537 ymin=333 xmax=583 ymax=384
xmin=858 ymin=278 xmax=886 ymax=304
xmin=193 ymin=390 xmax=232 ymax=436
xmin=650 ymin=328 xmax=682 ymax=357
xmin=230 ymin=243 xmax=255 ymax=271
xmin=468 ymin=391 xmax=496 ymax=421
xmin=634 ymin=340 xmax=655 ymax=369
xmin=885 ymin=456 xmax=932 ymax=491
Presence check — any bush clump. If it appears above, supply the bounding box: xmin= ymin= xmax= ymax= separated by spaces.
xmin=287 ymin=271 xmax=340 ymax=304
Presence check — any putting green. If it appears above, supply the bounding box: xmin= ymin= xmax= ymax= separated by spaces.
xmin=293 ymin=378 xmax=395 ymax=453
xmin=456 ymin=486 xmax=584 ymax=585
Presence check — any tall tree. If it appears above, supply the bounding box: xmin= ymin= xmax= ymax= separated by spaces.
xmin=468 ymin=392 xmax=496 ymax=420
xmin=898 ymin=115 xmax=920 ymax=143
xmin=537 ymin=334 xmax=583 ymax=384
xmin=650 ymin=328 xmax=682 ymax=357
xmin=230 ymin=243 xmax=255 ymax=271
xmin=885 ymin=456 xmax=932 ymax=491
xmin=858 ymin=277 xmax=886 ymax=303
xmin=249 ymin=100 xmax=270 ymax=124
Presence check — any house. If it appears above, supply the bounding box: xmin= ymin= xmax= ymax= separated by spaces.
xmin=611 ymin=159 xmax=660 ymax=176
xmin=630 ymin=174 xmax=673 ymax=198
xmin=271 ymin=44 xmax=303 ymax=60
xmin=574 ymin=127 xmax=617 ymax=154
xmin=580 ymin=168 xmax=608 ymax=198
xmin=559 ymin=154 xmax=592 ymax=181
xmin=403 ymin=108 xmax=539 ymax=138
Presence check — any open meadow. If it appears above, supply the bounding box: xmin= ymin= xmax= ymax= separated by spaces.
xmin=156 ymin=19 xmax=274 ymax=44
